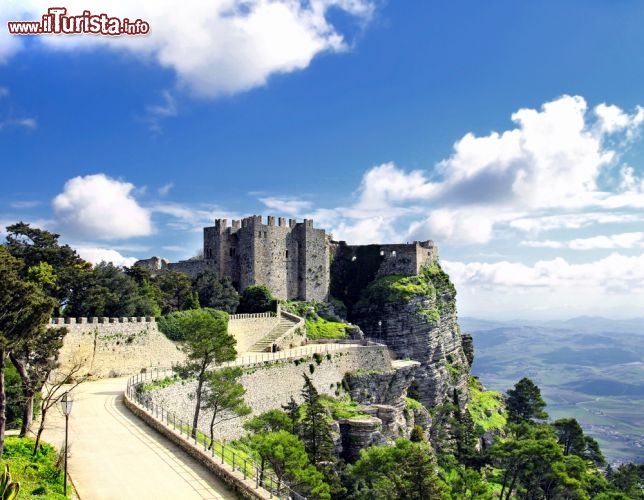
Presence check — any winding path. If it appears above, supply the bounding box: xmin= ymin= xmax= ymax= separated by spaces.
xmin=42 ymin=377 xmax=237 ymax=499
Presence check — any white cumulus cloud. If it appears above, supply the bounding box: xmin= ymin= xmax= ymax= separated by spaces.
xmin=1 ymin=0 xmax=375 ymax=97
xmin=75 ymin=246 xmax=138 ymax=267
xmin=52 ymin=174 xmax=152 ymax=239
xmin=443 ymin=253 xmax=644 ymax=318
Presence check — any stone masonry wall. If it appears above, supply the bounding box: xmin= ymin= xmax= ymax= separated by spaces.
xmin=227 ymin=314 xmax=279 ymax=353
xmin=52 ymin=317 xmax=185 ymax=378
xmin=149 ymin=346 xmax=392 ymax=441
xmin=53 ymin=314 xmax=281 ymax=377
xmin=200 ymin=216 xmax=329 ymax=301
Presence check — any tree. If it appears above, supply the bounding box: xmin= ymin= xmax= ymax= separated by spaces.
xmin=10 ymin=324 xmax=66 ymax=437
xmin=65 ymin=262 xmax=158 ymax=318
xmin=155 ymin=271 xmax=199 ymax=314
xmin=193 ymin=271 xmax=239 ymax=313
xmin=250 ymin=430 xmax=331 ymax=499
xmin=237 ymin=284 xmax=275 ymax=314
xmin=201 ymin=367 xmax=251 ymax=448
xmin=553 ymin=418 xmax=606 ymax=467
xmin=243 ymin=409 xmax=291 ymax=434
xmin=5 ymin=222 xmax=90 ymax=315
xmin=506 ymin=377 xmax=548 ymax=423
xmin=0 ymin=247 xmax=59 ymax=455
xmin=158 ymin=309 xmax=236 ymax=438
xmin=347 ymin=439 xmax=445 ymax=499
xmin=606 ymin=463 xmax=644 ymax=499
xmin=281 ymin=396 xmax=300 ymax=435
xmin=300 ymin=374 xmax=335 ymax=465
xmin=31 ymin=357 xmax=90 ymax=455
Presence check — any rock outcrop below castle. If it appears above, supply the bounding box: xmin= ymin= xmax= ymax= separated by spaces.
xmin=346 ymin=263 xmax=471 ymax=409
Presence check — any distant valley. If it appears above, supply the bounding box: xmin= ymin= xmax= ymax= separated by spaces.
xmin=463 ymin=316 xmax=644 ymax=465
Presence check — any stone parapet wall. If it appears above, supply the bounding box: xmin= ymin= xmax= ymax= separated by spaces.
xmin=228 ymin=315 xmax=280 ymax=353
xmin=124 ymin=384 xmax=270 ymax=500
xmin=55 ymin=318 xmax=184 ymax=378
xmin=50 ymin=317 xmax=156 ymax=325
xmin=53 ymin=313 xmax=286 ymax=376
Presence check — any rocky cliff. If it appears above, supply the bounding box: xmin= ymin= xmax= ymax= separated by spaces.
xmin=340 ymin=262 xmax=471 ymax=410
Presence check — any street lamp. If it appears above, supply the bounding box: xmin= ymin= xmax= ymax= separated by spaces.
xmin=60 ymin=392 xmax=73 ymax=496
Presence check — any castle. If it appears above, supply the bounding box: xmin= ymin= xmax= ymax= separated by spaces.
xmin=135 ymin=215 xmax=438 ymax=301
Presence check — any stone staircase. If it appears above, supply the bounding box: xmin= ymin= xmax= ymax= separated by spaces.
xmin=248 ymin=314 xmax=301 ymax=352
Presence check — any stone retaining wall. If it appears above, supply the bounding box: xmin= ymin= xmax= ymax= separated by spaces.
xmin=52 ymin=313 xmax=281 ymax=377
xmin=54 ymin=318 xmax=184 ymax=378
xmin=149 ymin=345 xmax=392 ymax=441
xmin=228 ymin=315 xmax=279 ymax=353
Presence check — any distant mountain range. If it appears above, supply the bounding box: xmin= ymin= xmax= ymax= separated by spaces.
xmin=462 ymin=315 xmax=644 ymax=465
xmin=460 ymin=316 xmax=644 ymax=335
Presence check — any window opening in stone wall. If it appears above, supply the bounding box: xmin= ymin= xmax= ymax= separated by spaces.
xmin=392 ymin=251 xmax=396 ymax=257
xmin=380 ymin=250 xmax=384 ymax=256
xmin=286 ymin=250 xmax=289 ymax=258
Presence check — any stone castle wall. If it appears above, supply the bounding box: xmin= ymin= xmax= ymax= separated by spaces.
xmin=53 ymin=313 xmax=280 ymax=377
xmin=52 ymin=317 xmax=185 ymax=378
xmin=201 ymin=215 xmax=329 ymax=301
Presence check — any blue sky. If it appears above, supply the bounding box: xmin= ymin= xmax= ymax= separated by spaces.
xmin=2 ymin=1 xmax=644 ymax=319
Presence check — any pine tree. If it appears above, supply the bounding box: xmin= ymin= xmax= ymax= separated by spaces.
xmin=300 ymin=374 xmax=335 ymax=464
xmin=506 ymin=377 xmax=548 ymax=423
xmin=281 ymin=395 xmax=300 ymax=435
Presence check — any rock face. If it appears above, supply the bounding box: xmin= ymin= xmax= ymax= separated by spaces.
xmin=350 ymin=264 xmax=470 ymax=409
xmin=338 ymin=418 xmax=386 ymax=462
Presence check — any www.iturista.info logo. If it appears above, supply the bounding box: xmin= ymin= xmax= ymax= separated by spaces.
xmin=7 ymin=7 xmax=150 ymax=36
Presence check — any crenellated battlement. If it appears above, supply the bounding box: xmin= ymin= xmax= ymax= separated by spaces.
xmin=139 ymin=214 xmax=439 ymax=304
xmin=212 ymin=215 xmax=316 ymax=232
xmin=50 ymin=316 xmax=156 ymax=325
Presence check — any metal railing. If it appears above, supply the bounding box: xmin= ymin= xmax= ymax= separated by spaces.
xmin=124 ymin=341 xmax=388 ymax=499
xmin=126 ymin=369 xmax=306 ymax=499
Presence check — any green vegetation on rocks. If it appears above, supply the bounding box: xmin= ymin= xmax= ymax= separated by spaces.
xmin=354 ymin=262 xmax=455 ymax=318
xmin=282 ymin=301 xmax=350 ymax=339
xmin=319 ymin=395 xmax=370 ymax=420
xmin=467 ymin=377 xmax=506 ymax=433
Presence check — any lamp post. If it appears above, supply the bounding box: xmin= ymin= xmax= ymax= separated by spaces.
xmin=60 ymin=392 xmax=73 ymax=496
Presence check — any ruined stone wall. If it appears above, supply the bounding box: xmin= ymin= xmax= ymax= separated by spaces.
xmin=166 ymin=259 xmax=209 ymax=277
xmin=374 ymin=241 xmax=437 ymax=277
xmin=51 ymin=317 xmax=185 ymax=378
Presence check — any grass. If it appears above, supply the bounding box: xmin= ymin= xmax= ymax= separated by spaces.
xmin=319 ymin=394 xmax=371 ymax=420
xmin=405 ymin=397 xmax=424 ymax=411
xmin=1 ymin=436 xmax=69 ymax=499
xmin=467 ymin=377 xmax=506 ymax=433
xmin=305 ymin=318 xmax=349 ymax=339
xmin=361 ymin=274 xmax=434 ymax=304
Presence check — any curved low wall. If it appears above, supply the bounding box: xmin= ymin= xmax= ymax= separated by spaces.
xmin=124 ymin=373 xmax=298 ymax=500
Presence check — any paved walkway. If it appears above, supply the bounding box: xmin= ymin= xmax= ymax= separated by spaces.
xmin=42 ymin=377 xmax=238 ymax=500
